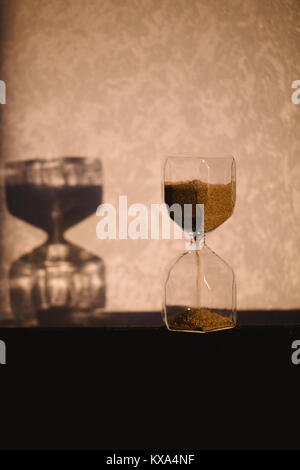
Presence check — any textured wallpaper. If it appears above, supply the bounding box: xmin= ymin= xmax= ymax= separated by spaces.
xmin=0 ymin=0 xmax=300 ymax=316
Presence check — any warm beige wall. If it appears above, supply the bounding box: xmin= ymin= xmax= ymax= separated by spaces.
xmin=1 ymin=0 xmax=300 ymax=313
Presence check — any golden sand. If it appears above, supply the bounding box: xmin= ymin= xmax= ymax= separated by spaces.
xmin=168 ymin=308 xmax=235 ymax=332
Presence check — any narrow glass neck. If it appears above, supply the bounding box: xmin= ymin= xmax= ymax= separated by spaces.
xmin=186 ymin=230 xmax=205 ymax=250
xmin=47 ymin=203 xmax=65 ymax=243
xmin=47 ymin=229 xmax=65 ymax=244
xmin=47 ymin=232 xmax=67 ymax=245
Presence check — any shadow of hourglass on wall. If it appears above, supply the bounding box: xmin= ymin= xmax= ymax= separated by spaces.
xmin=4 ymin=157 xmax=105 ymax=327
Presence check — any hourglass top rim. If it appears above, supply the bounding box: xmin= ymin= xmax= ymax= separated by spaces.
xmin=165 ymin=155 xmax=236 ymax=163
xmin=4 ymin=156 xmax=101 ymax=167
xmin=4 ymin=157 xmax=102 ymax=187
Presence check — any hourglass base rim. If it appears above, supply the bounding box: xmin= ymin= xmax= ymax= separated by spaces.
xmin=14 ymin=307 xmax=106 ymax=328
xmin=166 ymin=324 xmax=236 ymax=334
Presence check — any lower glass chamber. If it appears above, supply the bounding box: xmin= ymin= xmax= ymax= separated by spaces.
xmin=164 ymin=247 xmax=236 ymax=333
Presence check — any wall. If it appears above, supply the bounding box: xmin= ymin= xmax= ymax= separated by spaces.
xmin=1 ymin=0 xmax=300 ymax=315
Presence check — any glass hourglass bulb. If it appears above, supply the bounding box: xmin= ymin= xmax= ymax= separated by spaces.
xmin=163 ymin=156 xmax=236 ymax=333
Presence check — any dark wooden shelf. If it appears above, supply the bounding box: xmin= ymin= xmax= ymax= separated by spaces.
xmin=1 ymin=309 xmax=300 ymax=328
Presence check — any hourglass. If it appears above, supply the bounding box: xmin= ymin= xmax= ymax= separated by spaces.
xmin=163 ymin=156 xmax=236 ymax=333
xmin=5 ymin=157 xmax=105 ymax=326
